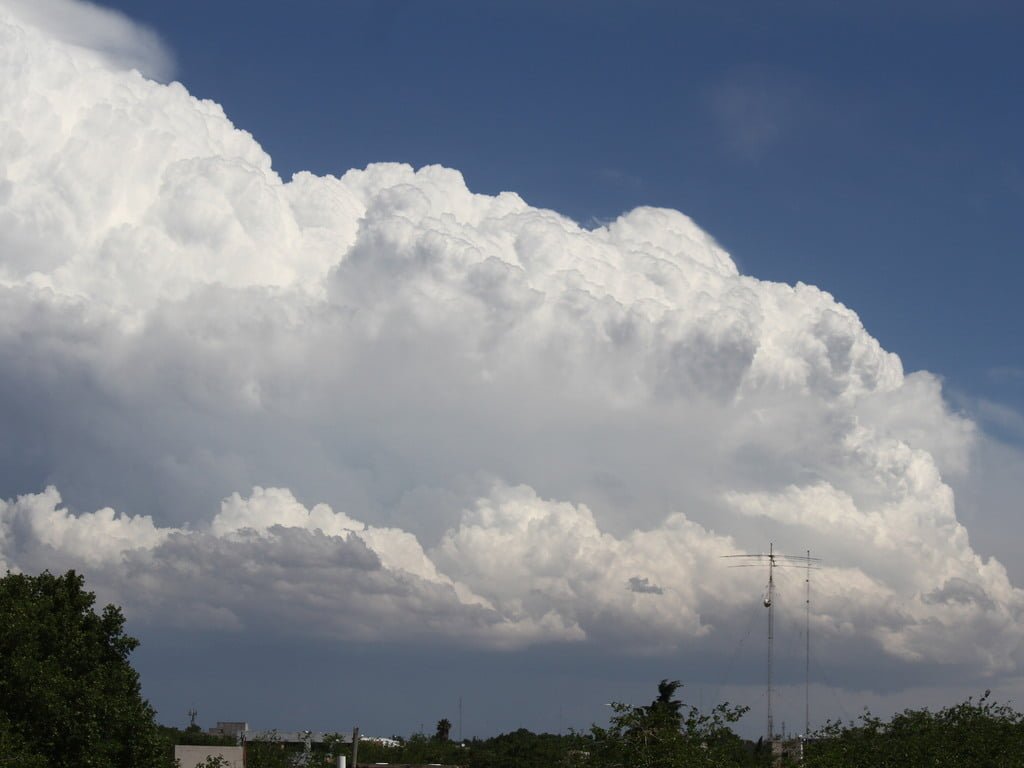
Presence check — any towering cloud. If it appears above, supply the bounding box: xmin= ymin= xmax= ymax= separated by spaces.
xmin=0 ymin=1 xmax=1019 ymax=685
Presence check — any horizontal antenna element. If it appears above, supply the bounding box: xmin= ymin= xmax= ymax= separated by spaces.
xmin=721 ymin=543 xmax=820 ymax=743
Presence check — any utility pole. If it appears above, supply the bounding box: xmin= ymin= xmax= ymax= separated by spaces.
xmin=351 ymin=726 xmax=360 ymax=768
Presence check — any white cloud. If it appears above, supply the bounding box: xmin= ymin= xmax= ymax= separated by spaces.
xmin=0 ymin=485 xmax=579 ymax=648
xmin=0 ymin=486 xmax=174 ymax=569
xmin=0 ymin=1 xmax=1022 ymax=687
xmin=0 ymin=0 xmax=174 ymax=81
xmin=2 ymin=480 xmax=1021 ymax=672
xmin=708 ymin=67 xmax=803 ymax=160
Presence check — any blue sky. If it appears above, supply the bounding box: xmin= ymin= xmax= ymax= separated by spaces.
xmin=3 ymin=0 xmax=1024 ymax=743
xmin=106 ymin=0 xmax=1024 ymax=418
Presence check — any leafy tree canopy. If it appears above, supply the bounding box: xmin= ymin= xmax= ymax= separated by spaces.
xmin=588 ymin=680 xmax=752 ymax=768
xmin=804 ymin=691 xmax=1024 ymax=768
xmin=0 ymin=569 xmax=171 ymax=768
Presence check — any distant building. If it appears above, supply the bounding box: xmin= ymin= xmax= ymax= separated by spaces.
xmin=244 ymin=729 xmax=339 ymax=746
xmin=174 ymin=745 xmax=244 ymax=768
xmin=770 ymin=737 xmax=803 ymax=767
xmin=208 ymin=721 xmax=249 ymax=742
xmin=361 ymin=736 xmax=401 ymax=748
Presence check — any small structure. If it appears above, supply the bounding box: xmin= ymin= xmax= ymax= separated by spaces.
xmin=362 ymin=736 xmax=401 ymax=748
xmin=769 ymin=737 xmax=804 ymax=767
xmin=244 ymin=729 xmax=339 ymax=745
xmin=208 ymin=721 xmax=249 ymax=743
xmin=174 ymin=745 xmax=244 ymax=768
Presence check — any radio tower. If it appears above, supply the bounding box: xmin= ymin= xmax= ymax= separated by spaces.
xmin=805 ymin=550 xmax=812 ymax=738
xmin=723 ymin=543 xmax=819 ymax=742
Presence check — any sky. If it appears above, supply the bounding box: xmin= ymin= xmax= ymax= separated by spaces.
xmin=1 ymin=0 xmax=1023 ymax=742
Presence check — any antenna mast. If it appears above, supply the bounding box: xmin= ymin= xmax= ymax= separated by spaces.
xmin=805 ymin=550 xmax=811 ymax=738
xmin=767 ymin=543 xmax=775 ymax=741
xmin=723 ymin=543 xmax=819 ymax=742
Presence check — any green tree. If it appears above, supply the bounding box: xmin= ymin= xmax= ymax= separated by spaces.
xmin=467 ymin=728 xmax=585 ymax=768
xmin=156 ymin=724 xmax=236 ymax=749
xmin=803 ymin=692 xmax=1024 ymax=768
xmin=652 ymin=680 xmax=685 ymax=728
xmin=436 ymin=718 xmax=453 ymax=742
xmin=0 ymin=714 xmax=48 ymax=767
xmin=0 ymin=569 xmax=171 ymax=768
xmin=243 ymin=731 xmax=294 ymax=768
xmin=589 ymin=681 xmax=752 ymax=768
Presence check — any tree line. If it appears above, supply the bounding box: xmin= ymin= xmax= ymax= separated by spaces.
xmin=4 ymin=570 xmax=1024 ymax=767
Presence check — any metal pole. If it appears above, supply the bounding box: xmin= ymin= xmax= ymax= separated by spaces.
xmin=805 ymin=550 xmax=811 ymax=739
xmin=721 ymin=545 xmax=819 ymax=746
xmin=352 ymin=726 xmax=360 ymax=768
xmin=767 ymin=542 xmax=775 ymax=742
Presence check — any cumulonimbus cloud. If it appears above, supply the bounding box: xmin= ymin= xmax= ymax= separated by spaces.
xmin=0 ymin=3 xmax=1020 ymax=679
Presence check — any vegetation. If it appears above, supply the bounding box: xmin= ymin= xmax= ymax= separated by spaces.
xmin=244 ymin=735 xmax=297 ymax=768
xmin=803 ymin=691 xmax=1024 ymax=768
xmin=336 ymin=683 xmax=1024 ymax=768
xmin=156 ymin=725 xmax=236 ymax=749
xmin=0 ymin=569 xmax=171 ymax=768
xmin=588 ymin=680 xmax=754 ymax=768
xmin=313 ymin=728 xmax=589 ymax=768
xmin=0 ymin=716 xmax=49 ymax=768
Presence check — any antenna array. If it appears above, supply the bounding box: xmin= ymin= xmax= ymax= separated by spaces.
xmin=722 ymin=543 xmax=820 ymax=742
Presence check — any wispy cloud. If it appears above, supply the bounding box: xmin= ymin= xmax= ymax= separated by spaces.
xmin=707 ymin=66 xmax=804 ymax=161
xmin=0 ymin=0 xmax=175 ymax=81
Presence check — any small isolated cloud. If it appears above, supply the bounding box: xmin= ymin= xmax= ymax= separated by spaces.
xmin=988 ymin=366 xmax=1024 ymax=384
xmin=596 ymin=167 xmax=644 ymax=192
xmin=628 ymin=576 xmax=664 ymax=595
xmin=708 ymin=66 xmax=803 ymax=160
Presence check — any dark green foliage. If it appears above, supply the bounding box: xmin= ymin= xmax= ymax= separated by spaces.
xmin=588 ymin=681 xmax=753 ymax=768
xmin=0 ymin=714 xmax=48 ymax=767
xmin=355 ymin=732 xmax=467 ymax=765
xmin=244 ymin=738 xmax=295 ymax=768
xmin=318 ymin=683 xmax=755 ymax=768
xmin=194 ymin=757 xmax=232 ymax=768
xmin=155 ymin=725 xmax=236 ymax=748
xmin=466 ymin=728 xmax=588 ymax=768
xmin=316 ymin=728 xmax=588 ymax=768
xmin=653 ymin=680 xmax=685 ymax=727
xmin=0 ymin=570 xmax=171 ymax=768
xmin=436 ymin=718 xmax=453 ymax=742
xmin=803 ymin=691 xmax=1024 ymax=768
